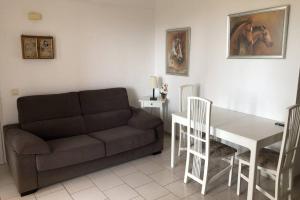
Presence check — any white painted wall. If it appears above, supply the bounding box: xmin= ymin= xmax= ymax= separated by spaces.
xmin=0 ymin=0 xmax=155 ymax=163
xmin=154 ymin=0 xmax=300 ymax=176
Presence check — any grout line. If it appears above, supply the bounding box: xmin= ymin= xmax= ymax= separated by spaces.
xmin=85 ymin=173 xmax=112 ymax=200
xmin=61 ymin=183 xmax=75 ymax=200
xmin=63 ymin=176 xmax=96 ymax=194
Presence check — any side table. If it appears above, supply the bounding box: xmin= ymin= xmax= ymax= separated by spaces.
xmin=139 ymin=96 xmax=168 ymax=121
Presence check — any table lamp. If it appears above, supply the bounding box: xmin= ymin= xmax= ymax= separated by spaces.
xmin=149 ymin=76 xmax=158 ymax=100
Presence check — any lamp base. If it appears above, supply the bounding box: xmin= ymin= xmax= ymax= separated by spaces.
xmin=150 ymin=88 xmax=157 ymax=101
xmin=150 ymin=97 xmax=157 ymax=101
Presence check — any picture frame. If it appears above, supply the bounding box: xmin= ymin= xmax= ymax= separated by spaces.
xmin=21 ymin=35 xmax=54 ymax=59
xmin=166 ymin=27 xmax=191 ymax=76
xmin=38 ymin=36 xmax=54 ymax=59
xmin=21 ymin=35 xmax=38 ymax=59
xmin=227 ymin=5 xmax=290 ymax=59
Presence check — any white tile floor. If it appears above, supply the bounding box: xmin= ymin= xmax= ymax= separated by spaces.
xmin=0 ymin=134 xmax=299 ymax=200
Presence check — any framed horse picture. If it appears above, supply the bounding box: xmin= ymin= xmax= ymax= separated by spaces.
xmin=166 ymin=27 xmax=191 ymax=76
xmin=227 ymin=5 xmax=290 ymax=59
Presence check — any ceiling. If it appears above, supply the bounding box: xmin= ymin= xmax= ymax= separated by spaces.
xmin=86 ymin=0 xmax=155 ymax=9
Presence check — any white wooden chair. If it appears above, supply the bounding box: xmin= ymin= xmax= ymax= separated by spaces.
xmin=178 ymin=84 xmax=198 ymax=156
xmin=237 ymin=105 xmax=300 ymax=200
xmin=184 ymin=97 xmax=237 ymax=195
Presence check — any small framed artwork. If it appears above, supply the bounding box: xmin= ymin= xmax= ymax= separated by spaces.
xmin=21 ymin=35 xmax=38 ymax=59
xmin=38 ymin=36 xmax=54 ymax=59
xmin=21 ymin=35 xmax=54 ymax=59
xmin=166 ymin=27 xmax=191 ymax=76
xmin=227 ymin=5 xmax=290 ymax=59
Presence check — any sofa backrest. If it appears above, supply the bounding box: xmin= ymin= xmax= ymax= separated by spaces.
xmin=18 ymin=92 xmax=86 ymax=140
xmin=79 ymin=88 xmax=132 ymax=133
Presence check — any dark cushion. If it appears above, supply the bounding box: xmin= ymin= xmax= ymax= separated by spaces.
xmin=18 ymin=92 xmax=81 ymax=123
xmin=36 ymin=135 xmax=105 ymax=171
xmin=21 ymin=116 xmax=86 ymax=140
xmin=18 ymin=92 xmax=86 ymax=140
xmin=89 ymin=126 xmax=156 ymax=156
xmin=83 ymin=110 xmax=132 ymax=133
xmin=128 ymin=108 xmax=163 ymax=130
xmin=5 ymin=127 xmax=50 ymax=155
xmin=79 ymin=88 xmax=132 ymax=132
xmin=79 ymin=88 xmax=130 ymax=114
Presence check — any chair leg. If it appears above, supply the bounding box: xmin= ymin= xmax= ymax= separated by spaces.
xmin=288 ymin=168 xmax=293 ymax=200
xmin=201 ymin=160 xmax=209 ymax=195
xmin=184 ymin=150 xmax=191 ymax=184
xmin=228 ymin=156 xmax=234 ymax=187
xmin=257 ymin=169 xmax=261 ymax=186
xmin=178 ymin=130 xmax=182 ymax=157
xmin=237 ymin=161 xmax=242 ymax=196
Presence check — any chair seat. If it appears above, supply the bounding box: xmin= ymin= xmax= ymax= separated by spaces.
xmin=238 ymin=148 xmax=279 ymax=171
xmin=210 ymin=140 xmax=237 ymax=158
xmin=37 ymin=135 xmax=105 ymax=171
xmin=191 ymin=139 xmax=237 ymax=158
xmin=89 ymin=126 xmax=156 ymax=156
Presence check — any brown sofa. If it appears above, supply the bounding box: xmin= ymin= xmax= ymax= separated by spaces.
xmin=4 ymin=88 xmax=164 ymax=196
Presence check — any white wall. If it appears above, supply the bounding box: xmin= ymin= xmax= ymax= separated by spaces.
xmin=154 ymin=0 xmax=300 ymax=175
xmin=0 ymin=0 xmax=155 ymax=163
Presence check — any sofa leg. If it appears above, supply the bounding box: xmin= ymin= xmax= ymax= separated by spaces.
xmin=152 ymin=151 xmax=162 ymax=155
xmin=21 ymin=189 xmax=38 ymax=197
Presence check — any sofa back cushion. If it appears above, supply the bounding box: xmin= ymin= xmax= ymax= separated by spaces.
xmin=79 ymin=88 xmax=132 ymax=132
xmin=18 ymin=92 xmax=86 ymax=140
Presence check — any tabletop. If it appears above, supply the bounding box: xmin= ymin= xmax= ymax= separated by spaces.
xmin=172 ymin=106 xmax=284 ymax=143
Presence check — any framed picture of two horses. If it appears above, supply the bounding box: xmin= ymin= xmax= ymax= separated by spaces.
xmin=227 ymin=5 xmax=290 ymax=59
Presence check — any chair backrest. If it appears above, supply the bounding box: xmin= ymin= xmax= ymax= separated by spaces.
xmin=277 ymin=105 xmax=300 ymax=197
xmin=179 ymin=84 xmax=198 ymax=112
xmin=187 ymin=97 xmax=212 ymax=158
xmin=278 ymin=105 xmax=300 ymax=172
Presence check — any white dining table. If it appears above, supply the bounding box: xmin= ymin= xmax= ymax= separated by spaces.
xmin=171 ymin=106 xmax=284 ymax=200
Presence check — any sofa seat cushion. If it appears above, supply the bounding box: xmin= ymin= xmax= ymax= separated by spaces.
xmin=36 ymin=135 xmax=105 ymax=171
xmin=89 ymin=126 xmax=156 ymax=156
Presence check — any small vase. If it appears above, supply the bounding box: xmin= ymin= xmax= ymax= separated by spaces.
xmin=160 ymin=93 xmax=167 ymax=100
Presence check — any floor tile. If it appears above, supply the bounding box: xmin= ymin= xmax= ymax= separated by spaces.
xmin=211 ymin=188 xmax=240 ymax=200
xmin=122 ymin=172 xmax=153 ymax=188
xmin=156 ymin=193 xmax=180 ymax=200
xmin=130 ymin=196 xmax=144 ymax=200
xmin=111 ymin=163 xmax=138 ymax=177
xmin=71 ymin=187 xmax=107 ymax=200
xmin=165 ymin=180 xmax=200 ymax=198
xmin=34 ymin=184 xmax=65 ymax=198
xmin=36 ymin=190 xmax=72 ymax=200
xmin=135 ymin=182 xmax=169 ymax=200
xmin=135 ymin=161 xmax=165 ymax=175
xmin=104 ymin=184 xmax=138 ymax=200
xmin=0 ymin=183 xmax=20 ymax=200
xmin=150 ymin=169 xmax=181 ymax=186
xmin=8 ymin=194 xmax=36 ymax=200
xmin=89 ymin=171 xmax=124 ymax=191
xmin=129 ymin=156 xmax=154 ymax=166
xmin=63 ymin=176 xmax=94 ymax=193
xmin=182 ymin=192 xmax=214 ymax=200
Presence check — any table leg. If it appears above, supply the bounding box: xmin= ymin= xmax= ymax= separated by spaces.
xmin=247 ymin=143 xmax=258 ymax=200
xmin=171 ymin=118 xmax=176 ymax=168
xmin=160 ymin=105 xmax=163 ymax=120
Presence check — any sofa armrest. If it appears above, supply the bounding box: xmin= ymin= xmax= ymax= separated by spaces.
xmin=128 ymin=107 xmax=163 ymax=130
xmin=4 ymin=125 xmax=50 ymax=155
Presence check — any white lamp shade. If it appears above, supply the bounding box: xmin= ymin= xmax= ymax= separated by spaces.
xmin=149 ymin=76 xmax=158 ymax=88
